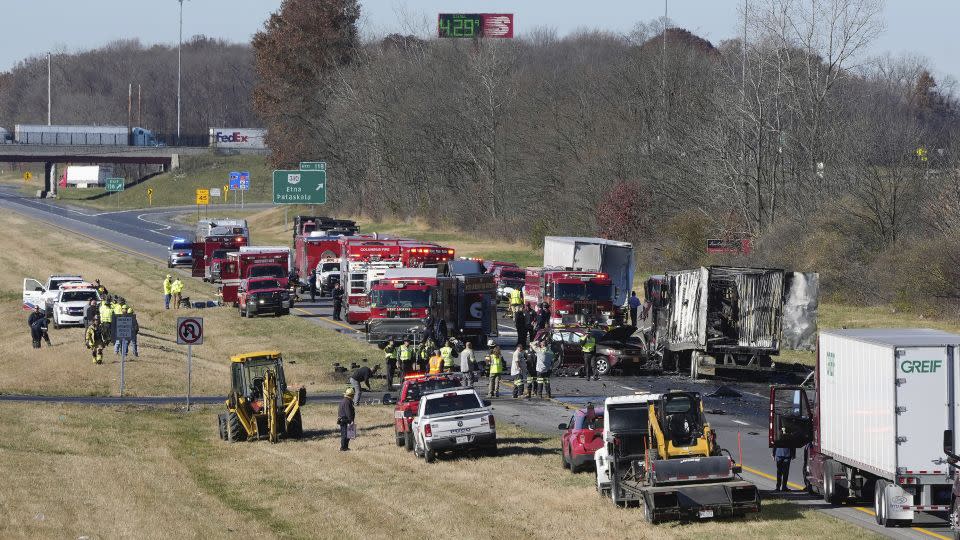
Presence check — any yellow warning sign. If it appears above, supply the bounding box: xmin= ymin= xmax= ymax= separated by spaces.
xmin=23 ymin=171 xmax=33 ymax=181
xmin=196 ymin=189 xmax=210 ymax=205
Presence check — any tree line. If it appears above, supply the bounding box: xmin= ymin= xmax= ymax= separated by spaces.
xmin=254 ymin=0 xmax=960 ymax=310
xmin=0 ymin=37 xmax=260 ymax=143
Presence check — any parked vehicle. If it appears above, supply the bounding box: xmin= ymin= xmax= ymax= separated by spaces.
xmin=536 ymin=325 xmax=656 ymax=376
xmin=315 ymin=260 xmax=340 ymax=296
xmin=293 ymin=233 xmax=342 ymax=290
xmin=22 ymin=274 xmax=84 ymax=314
xmin=412 ymin=387 xmax=496 ymax=463
xmin=649 ymin=266 xmax=819 ymax=378
xmin=486 ymin=262 xmax=525 ymax=301
xmin=168 ymin=238 xmax=193 ymax=268
xmin=525 ymin=269 xmax=615 ymax=327
xmin=393 ymin=373 xmax=463 ymax=451
xmin=220 ymin=250 xmax=291 ymax=306
xmin=771 ymin=328 xmax=956 ymax=528
xmin=595 ymin=392 xmax=759 ymax=522
xmin=191 ymin=221 xmax=248 ymax=281
xmin=397 ymin=241 xmax=455 ymax=268
xmin=237 ymin=278 xmax=291 ymax=317
xmin=559 ymin=406 xmax=605 ymax=473
xmin=340 ymin=238 xmax=404 ymax=324
xmin=52 ymin=282 xmax=99 ymax=328
xmin=292 ymin=215 xmax=358 ymax=243
xmin=543 ymin=236 xmax=634 ymax=306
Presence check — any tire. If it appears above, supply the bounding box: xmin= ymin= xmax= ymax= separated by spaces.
xmin=561 ymin=445 xmax=570 ymax=469
xmin=287 ymin=410 xmax=303 ymax=439
xmin=275 ymin=310 xmax=282 ymax=317
xmin=239 ymin=306 xmax=246 ymax=318
xmin=875 ymin=479 xmax=887 ymax=526
xmin=424 ymin=447 xmax=436 ymax=463
xmin=951 ymin=499 xmax=960 ymax=540
xmin=486 ymin=441 xmax=498 ymax=457
xmin=823 ymin=460 xmax=847 ymax=505
xmin=405 ymin=430 xmax=414 ymax=451
xmin=217 ymin=413 xmax=227 ymax=440
xmin=595 ymin=357 xmax=610 ymax=377
xmin=395 ymin=430 xmax=404 ymax=447
xmin=281 ymin=309 xmax=290 ymax=316
xmin=226 ymin=412 xmax=246 ymax=442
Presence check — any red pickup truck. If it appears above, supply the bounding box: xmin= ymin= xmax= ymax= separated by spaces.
xmin=393 ymin=373 xmax=462 ymax=451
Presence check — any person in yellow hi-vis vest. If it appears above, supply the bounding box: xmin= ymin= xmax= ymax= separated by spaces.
xmin=440 ymin=340 xmax=455 ymax=372
xmin=428 ymin=350 xmax=444 ymax=374
xmin=171 ymin=278 xmax=184 ymax=310
xmin=163 ymin=274 xmax=173 ymax=309
xmin=487 ymin=346 xmax=505 ymax=398
xmin=581 ymin=332 xmax=598 ymax=381
xmin=509 ymin=288 xmax=524 ymax=315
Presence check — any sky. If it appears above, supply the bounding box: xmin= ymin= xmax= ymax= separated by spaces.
xmin=1 ymin=1 xmax=958 ymax=84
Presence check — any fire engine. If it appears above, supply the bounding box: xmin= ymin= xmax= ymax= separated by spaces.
xmin=398 ymin=241 xmax=455 ymax=268
xmin=340 ymin=238 xmax=404 ymax=324
xmin=524 ymin=268 xmax=614 ymax=327
xmin=219 ymin=249 xmax=291 ymax=306
xmin=293 ymin=232 xmax=342 ymax=290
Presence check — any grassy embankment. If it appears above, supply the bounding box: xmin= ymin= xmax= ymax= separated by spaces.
xmin=0 ymin=209 xmax=378 ymax=396
xmin=0 ymin=402 xmax=876 ymax=540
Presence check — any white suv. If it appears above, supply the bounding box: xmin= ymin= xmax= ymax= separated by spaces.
xmin=52 ymin=284 xmax=100 ymax=328
xmin=412 ymin=388 xmax=497 ymax=463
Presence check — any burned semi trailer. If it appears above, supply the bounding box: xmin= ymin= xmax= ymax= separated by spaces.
xmin=646 ymin=266 xmax=818 ymax=378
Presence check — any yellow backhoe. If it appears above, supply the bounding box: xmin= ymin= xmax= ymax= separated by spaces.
xmin=217 ymin=351 xmax=305 ymax=443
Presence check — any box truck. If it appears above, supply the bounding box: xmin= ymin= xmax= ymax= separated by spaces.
xmin=770 ymin=328 xmax=956 ymax=528
xmin=542 ymin=237 xmax=634 ymax=307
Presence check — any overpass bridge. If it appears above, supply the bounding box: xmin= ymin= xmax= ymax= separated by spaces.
xmin=0 ymin=144 xmax=267 ymax=195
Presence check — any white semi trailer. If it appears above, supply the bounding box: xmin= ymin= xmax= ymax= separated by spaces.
xmin=770 ymin=328 xmax=956 ymax=527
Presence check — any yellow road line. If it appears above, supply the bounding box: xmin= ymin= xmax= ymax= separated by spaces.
xmin=854 ymin=508 xmax=951 ymax=540
xmin=292 ymin=307 xmax=358 ymax=332
xmin=741 ymin=464 xmax=804 ymax=490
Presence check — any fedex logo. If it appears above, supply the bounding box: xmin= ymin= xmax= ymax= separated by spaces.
xmin=216 ymin=131 xmax=249 ymax=143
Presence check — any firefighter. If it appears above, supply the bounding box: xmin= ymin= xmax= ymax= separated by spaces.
xmin=331 ymin=282 xmax=344 ymax=321
xmin=398 ymin=340 xmax=413 ymax=375
xmin=419 ymin=338 xmax=434 ymax=371
xmin=511 ymin=344 xmax=527 ymax=398
xmin=98 ymin=296 xmax=114 ymax=339
xmin=28 ymin=306 xmax=49 ymax=348
xmin=581 ymin=331 xmax=598 ymax=380
xmin=171 ymin=278 xmax=184 ymax=309
xmin=524 ymin=343 xmax=538 ymax=399
xmin=428 ymin=350 xmax=443 ymax=374
xmin=94 ymin=279 xmax=108 ymax=297
xmin=440 ymin=340 xmax=455 ymax=372
xmin=509 ymin=288 xmax=524 ymax=315
xmin=487 ymin=346 xmax=505 ymax=398
xmin=309 ymin=267 xmax=317 ymax=301
xmin=536 ymin=303 xmax=549 ymax=332
xmin=514 ymin=308 xmax=528 ymax=348
xmin=163 ymin=274 xmax=173 ymax=309
xmin=85 ymin=316 xmax=106 ymax=364
xmin=383 ymin=338 xmax=397 ymax=390
xmin=83 ymin=298 xmax=98 ymax=326
xmin=531 ymin=340 xmax=553 ymax=398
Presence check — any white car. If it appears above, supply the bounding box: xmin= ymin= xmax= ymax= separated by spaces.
xmin=23 ymin=275 xmax=84 ymax=315
xmin=594 ymin=393 xmax=661 ymax=500
xmin=412 ymin=387 xmax=497 ymax=463
xmin=52 ymin=283 xmax=100 ymax=328
xmin=315 ymin=260 xmax=340 ymax=295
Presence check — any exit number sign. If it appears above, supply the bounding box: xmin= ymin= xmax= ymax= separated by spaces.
xmin=438 ymin=13 xmax=514 ymax=39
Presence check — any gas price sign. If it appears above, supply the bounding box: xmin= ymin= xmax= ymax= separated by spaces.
xmin=438 ymin=13 xmax=514 ymax=39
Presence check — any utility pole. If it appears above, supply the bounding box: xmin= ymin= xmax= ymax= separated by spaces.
xmin=47 ymin=52 xmax=51 ymax=125
xmin=177 ymin=0 xmax=184 ymax=144
xmin=137 ymin=84 xmax=142 ymax=126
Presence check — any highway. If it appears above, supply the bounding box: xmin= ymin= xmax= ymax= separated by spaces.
xmin=0 ymin=184 xmax=949 ymax=539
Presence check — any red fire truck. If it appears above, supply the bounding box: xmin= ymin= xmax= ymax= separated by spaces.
xmin=524 ymin=268 xmax=615 ymax=327
xmin=366 ymin=268 xmax=498 ymax=346
xmin=340 ymin=238 xmax=404 ymax=324
xmin=397 ymin=241 xmax=455 ymax=268
xmin=293 ymin=233 xmax=342 ymax=290
xmin=485 ymin=261 xmax=525 ymax=301
xmin=219 ymin=249 xmax=291 ymax=305
xmin=192 ymin=234 xmax=247 ymax=281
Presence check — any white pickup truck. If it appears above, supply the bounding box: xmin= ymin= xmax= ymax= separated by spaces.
xmin=412 ymin=388 xmax=497 ymax=463
xmin=23 ymin=275 xmax=84 ymax=315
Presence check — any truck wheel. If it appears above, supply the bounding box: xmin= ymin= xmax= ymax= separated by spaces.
xmin=217 ymin=413 xmax=227 ymax=440
xmin=823 ymin=460 xmax=845 ymax=505
xmin=486 ymin=441 xmax=498 ymax=457
xmin=874 ymin=479 xmax=887 ymax=526
xmin=226 ymin=412 xmax=246 ymax=442
xmin=239 ymin=306 xmax=246 ymax=318
xmin=424 ymin=447 xmax=436 ymax=463
xmin=951 ymin=499 xmax=960 ymax=540
xmin=405 ymin=431 xmax=414 ymax=451
xmin=561 ymin=447 xmax=570 ymax=469
xmin=395 ymin=430 xmax=404 ymax=447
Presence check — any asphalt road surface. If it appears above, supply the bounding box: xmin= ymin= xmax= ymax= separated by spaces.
xmin=0 ymin=187 xmax=949 ymax=539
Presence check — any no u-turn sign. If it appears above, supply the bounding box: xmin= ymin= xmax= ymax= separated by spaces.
xmin=177 ymin=317 xmax=203 ymax=345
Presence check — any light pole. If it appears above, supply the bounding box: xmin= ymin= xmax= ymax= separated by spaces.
xmin=177 ymin=0 xmax=184 ymax=144
xmin=47 ymin=52 xmax=51 ymax=125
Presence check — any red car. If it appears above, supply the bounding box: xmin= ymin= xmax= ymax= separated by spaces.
xmin=393 ymin=373 xmax=462 ymax=451
xmin=559 ymin=406 xmax=605 ymax=473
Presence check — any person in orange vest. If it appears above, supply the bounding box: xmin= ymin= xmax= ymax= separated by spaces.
xmin=428 ymin=349 xmax=444 ymax=374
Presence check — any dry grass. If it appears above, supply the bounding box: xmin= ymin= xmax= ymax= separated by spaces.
xmin=0 ymin=403 xmax=876 ymax=540
xmin=0 ymin=210 xmax=380 ymax=396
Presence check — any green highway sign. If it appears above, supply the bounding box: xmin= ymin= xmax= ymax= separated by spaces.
xmin=105 ymin=178 xmax=125 ymax=192
xmin=273 ymin=169 xmax=326 ymax=204
xmin=299 ymin=161 xmax=326 ymax=171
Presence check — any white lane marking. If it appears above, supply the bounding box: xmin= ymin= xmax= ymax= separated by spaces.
xmin=620 ymin=385 xmax=636 ymax=391
xmin=733 ymin=420 xmax=749 ymax=426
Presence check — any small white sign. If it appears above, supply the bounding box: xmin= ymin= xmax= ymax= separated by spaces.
xmin=115 ymin=314 xmax=135 ymax=340
xmin=210 ymin=188 xmax=221 ymax=197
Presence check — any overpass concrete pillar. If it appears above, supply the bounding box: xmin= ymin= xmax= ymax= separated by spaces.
xmin=43 ymin=162 xmax=57 ymax=198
